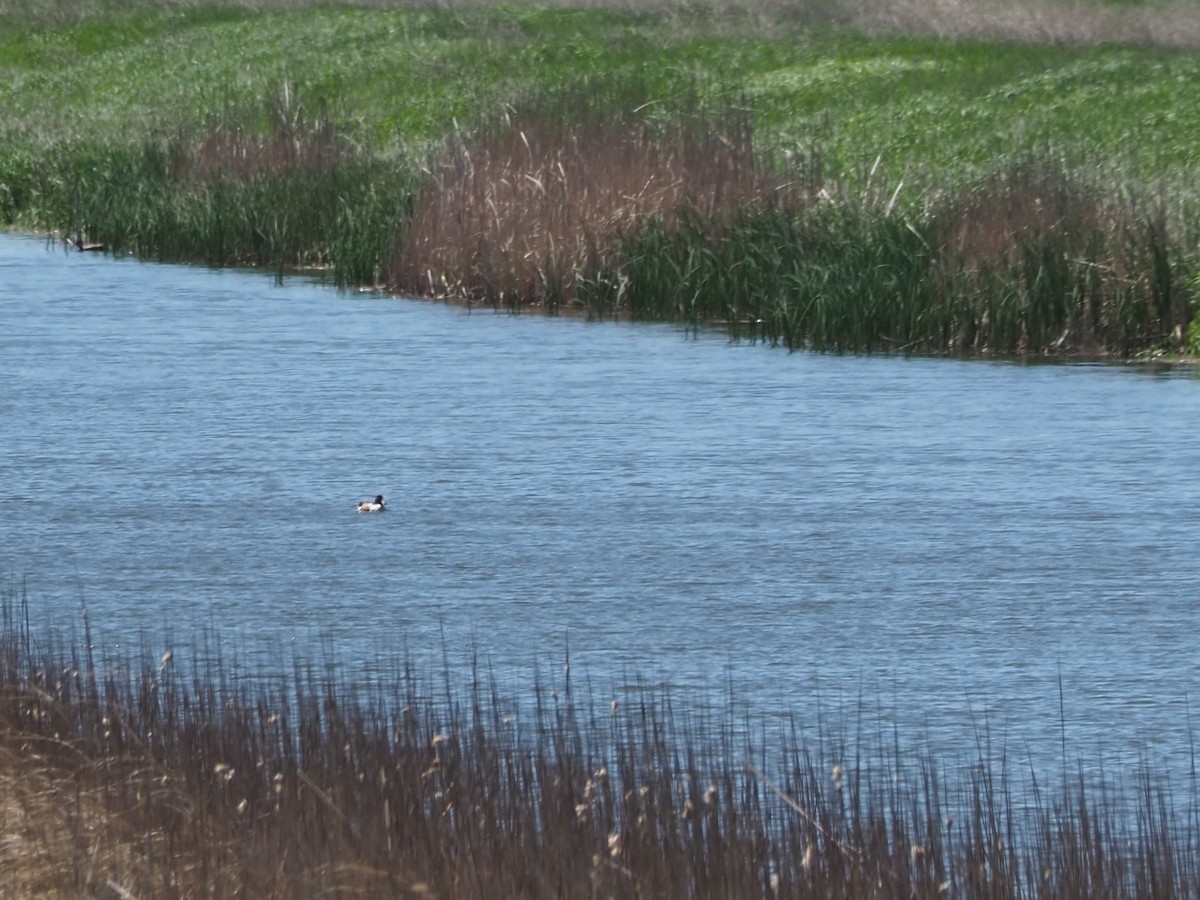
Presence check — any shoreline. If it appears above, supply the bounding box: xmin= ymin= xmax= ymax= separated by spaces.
xmin=1 ymin=4 xmax=1196 ymax=355
xmin=8 ymin=225 xmax=1197 ymax=366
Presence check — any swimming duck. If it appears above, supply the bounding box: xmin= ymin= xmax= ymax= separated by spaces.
xmin=357 ymin=495 xmax=386 ymax=513
xmin=72 ymin=236 xmax=106 ymax=252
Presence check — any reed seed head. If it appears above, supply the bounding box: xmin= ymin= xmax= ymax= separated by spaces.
xmin=607 ymin=832 xmax=622 ymax=858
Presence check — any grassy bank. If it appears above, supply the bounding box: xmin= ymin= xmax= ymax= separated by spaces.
xmin=3 ymin=0 xmax=1200 ymax=354
xmin=1 ymin=602 xmax=1197 ymax=898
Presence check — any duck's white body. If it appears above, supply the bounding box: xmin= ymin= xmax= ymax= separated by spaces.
xmin=357 ymin=495 xmax=386 ymax=513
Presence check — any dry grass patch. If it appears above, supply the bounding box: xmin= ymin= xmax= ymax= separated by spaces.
xmin=0 ymin=742 xmax=168 ymax=898
xmin=8 ymin=0 xmax=1200 ymax=49
xmin=843 ymin=0 xmax=1200 ymax=47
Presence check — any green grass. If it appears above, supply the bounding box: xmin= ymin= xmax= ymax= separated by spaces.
xmin=5 ymin=3 xmax=1200 ymax=184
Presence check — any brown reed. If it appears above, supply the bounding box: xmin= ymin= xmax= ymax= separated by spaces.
xmin=172 ymin=91 xmax=350 ymax=184
xmin=1 ymin=591 xmax=1199 ymax=899
xmin=390 ymin=95 xmax=812 ymax=312
xmin=928 ymin=165 xmax=1191 ymax=356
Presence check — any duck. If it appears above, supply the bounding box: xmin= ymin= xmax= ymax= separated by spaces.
xmin=72 ymin=236 xmax=106 ymax=252
xmin=357 ymin=495 xmax=386 ymax=513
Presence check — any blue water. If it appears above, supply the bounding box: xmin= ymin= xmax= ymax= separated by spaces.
xmin=3 ymin=231 xmax=1200 ymax=782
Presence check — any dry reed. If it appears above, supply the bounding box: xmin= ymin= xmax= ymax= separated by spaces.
xmin=391 ymin=97 xmax=812 ymax=311
xmin=2 ymin=590 xmax=1200 ymax=898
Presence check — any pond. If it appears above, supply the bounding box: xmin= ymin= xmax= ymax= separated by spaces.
xmin=3 ymin=230 xmax=1199 ymax=784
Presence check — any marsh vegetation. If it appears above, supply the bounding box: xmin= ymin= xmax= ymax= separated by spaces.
xmin=3 ymin=0 xmax=1200 ymax=355
xmin=2 ymin=600 xmax=1197 ymax=899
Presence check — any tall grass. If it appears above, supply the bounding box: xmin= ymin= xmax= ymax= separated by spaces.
xmin=392 ymin=99 xmax=1198 ymax=356
xmin=2 ymin=597 xmax=1199 ymax=897
xmin=607 ymin=169 xmax=1198 ymax=356
xmin=11 ymin=77 xmax=1199 ymax=356
xmin=392 ymin=91 xmax=815 ymax=313
xmin=927 ymin=167 xmax=1194 ymax=357
xmin=23 ymin=96 xmax=414 ymax=286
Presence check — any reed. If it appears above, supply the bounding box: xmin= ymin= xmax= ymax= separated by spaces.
xmin=926 ymin=167 xmax=1194 ymax=357
xmin=394 ymin=102 xmax=1197 ymax=356
xmin=23 ymin=97 xmax=414 ymax=286
xmin=390 ymin=90 xmax=813 ymax=313
xmin=2 ymin=595 xmax=1200 ymax=898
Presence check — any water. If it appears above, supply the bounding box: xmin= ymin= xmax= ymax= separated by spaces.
xmin=3 ymin=231 xmax=1200 ymax=783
